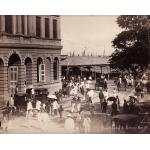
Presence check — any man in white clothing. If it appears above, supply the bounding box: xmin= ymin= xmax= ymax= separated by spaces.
xmin=36 ymin=100 xmax=41 ymax=111
xmin=103 ymin=89 xmax=109 ymax=100
xmin=64 ymin=114 xmax=75 ymax=133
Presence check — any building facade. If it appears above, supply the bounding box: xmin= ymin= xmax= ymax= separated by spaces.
xmin=0 ymin=15 xmax=62 ymax=103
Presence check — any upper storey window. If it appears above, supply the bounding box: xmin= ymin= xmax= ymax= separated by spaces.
xmin=5 ymin=15 xmax=13 ymax=34
xmin=53 ymin=19 xmax=57 ymax=39
xmin=36 ymin=16 xmax=41 ymax=37
xmin=45 ymin=18 xmax=49 ymax=38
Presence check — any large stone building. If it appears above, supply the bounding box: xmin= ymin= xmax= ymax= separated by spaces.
xmin=0 ymin=15 xmax=62 ymax=103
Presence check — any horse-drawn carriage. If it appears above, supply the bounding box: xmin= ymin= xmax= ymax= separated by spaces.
xmin=111 ymin=100 xmax=150 ymax=133
xmin=95 ymin=78 xmax=106 ymax=90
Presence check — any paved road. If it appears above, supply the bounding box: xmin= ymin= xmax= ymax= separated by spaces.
xmin=0 ymin=80 xmax=149 ymax=134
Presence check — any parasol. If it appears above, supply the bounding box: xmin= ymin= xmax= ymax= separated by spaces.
xmin=107 ymin=97 xmax=116 ymax=101
xmin=27 ymin=85 xmax=34 ymax=89
xmin=47 ymin=94 xmax=57 ymax=99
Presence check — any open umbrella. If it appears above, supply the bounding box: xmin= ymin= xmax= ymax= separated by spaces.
xmin=107 ymin=97 xmax=116 ymax=101
xmin=47 ymin=94 xmax=57 ymax=99
xmin=27 ymin=85 xmax=33 ymax=89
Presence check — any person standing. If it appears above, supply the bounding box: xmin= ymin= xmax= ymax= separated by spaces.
xmin=99 ymin=89 xmax=104 ymax=111
xmin=117 ymin=77 xmax=122 ymax=91
xmin=58 ymin=104 xmax=64 ymax=118
xmin=2 ymin=115 xmax=12 ymax=133
xmin=71 ymin=97 xmax=76 ymax=113
xmin=9 ymin=95 xmax=15 ymax=118
xmin=53 ymin=100 xmax=59 ymax=116
xmin=111 ymin=100 xmax=117 ymax=116
xmin=83 ymin=116 xmax=91 ymax=133
xmin=116 ymin=96 xmax=120 ymax=112
xmin=102 ymin=99 xmax=108 ymax=113
xmin=76 ymin=112 xmax=83 ymax=133
xmin=36 ymin=100 xmax=41 ymax=112
xmin=113 ymin=88 xmax=117 ymax=98
xmin=23 ymin=81 xmax=27 ymax=94
xmin=26 ymin=100 xmax=33 ymax=118
xmin=103 ymin=78 xmax=108 ymax=90
xmin=123 ymin=100 xmax=129 ymax=113
xmin=64 ymin=114 xmax=75 ymax=133
xmin=146 ymin=80 xmax=150 ymax=94
xmin=15 ymin=85 xmax=18 ymax=94
xmin=76 ymin=97 xmax=81 ymax=113
xmin=10 ymin=95 xmax=14 ymax=107
xmin=31 ymin=87 xmax=35 ymax=99
xmin=103 ymin=89 xmax=109 ymax=100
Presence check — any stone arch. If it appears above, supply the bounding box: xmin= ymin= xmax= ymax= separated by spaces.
xmin=23 ymin=54 xmax=33 ymax=63
xmin=7 ymin=50 xmax=22 ymax=64
xmin=53 ymin=57 xmax=59 ymax=80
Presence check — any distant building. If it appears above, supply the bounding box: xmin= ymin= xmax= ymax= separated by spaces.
xmin=61 ymin=55 xmax=111 ymax=80
xmin=0 ymin=15 xmax=62 ymax=103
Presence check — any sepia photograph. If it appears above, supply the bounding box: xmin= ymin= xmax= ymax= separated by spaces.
xmin=0 ymin=15 xmax=149 ymax=134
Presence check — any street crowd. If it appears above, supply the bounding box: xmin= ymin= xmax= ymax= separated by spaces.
xmin=0 ymin=68 xmax=149 ymax=133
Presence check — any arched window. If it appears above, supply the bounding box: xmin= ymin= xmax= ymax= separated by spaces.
xmin=8 ymin=53 xmax=21 ymax=96
xmin=53 ymin=57 xmax=59 ymax=80
xmin=37 ymin=58 xmax=45 ymax=82
xmin=25 ymin=57 xmax=32 ymax=85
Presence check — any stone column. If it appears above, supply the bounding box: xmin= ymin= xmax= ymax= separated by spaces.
xmin=50 ymin=59 xmax=54 ymax=83
xmin=49 ymin=16 xmax=53 ymax=39
xmin=24 ymin=15 xmax=28 ymax=35
xmin=17 ymin=15 xmax=22 ymax=34
xmin=18 ymin=62 xmax=26 ymax=94
xmin=0 ymin=15 xmax=5 ymax=33
xmin=41 ymin=16 xmax=45 ymax=38
xmin=58 ymin=57 xmax=61 ymax=81
xmin=57 ymin=18 xmax=61 ymax=39
xmin=12 ymin=15 xmax=16 ymax=34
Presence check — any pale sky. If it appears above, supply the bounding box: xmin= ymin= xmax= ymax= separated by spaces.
xmin=61 ymin=15 xmax=122 ymax=56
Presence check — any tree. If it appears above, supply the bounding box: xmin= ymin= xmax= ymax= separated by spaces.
xmin=109 ymin=15 xmax=150 ymax=70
